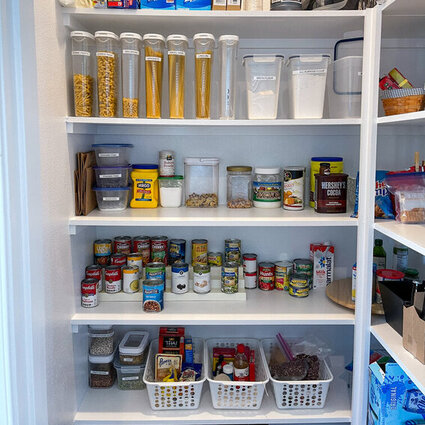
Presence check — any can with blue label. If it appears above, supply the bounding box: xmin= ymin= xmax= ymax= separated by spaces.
xmin=171 ymin=262 xmax=189 ymax=294
xmin=169 ymin=239 xmax=186 ymax=265
xmin=146 ymin=262 xmax=166 ymax=286
xmin=143 ymin=279 xmax=164 ymax=312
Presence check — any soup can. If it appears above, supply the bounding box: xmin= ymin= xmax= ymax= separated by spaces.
xmin=171 ymin=263 xmax=189 ymax=294
xmin=113 ymin=236 xmax=132 ymax=255
xmin=225 ymin=239 xmax=241 ymax=265
xmin=169 ymin=239 xmax=186 ymax=265
xmin=283 ymin=167 xmax=305 ymax=211
xmin=243 ymin=253 xmax=257 ymax=274
xmin=151 ymin=236 xmax=169 ymax=265
xmin=274 ymin=261 xmax=292 ymax=291
xmin=192 ymin=239 xmax=208 ymax=266
xmin=208 ymin=252 xmax=223 ymax=267
xmin=259 ymin=262 xmax=275 ymax=291
xmin=143 ymin=279 xmax=164 ymax=312
xmin=193 ymin=264 xmax=211 ymax=294
xmin=123 ymin=266 xmax=140 ymax=293
xmin=146 ymin=262 xmax=166 ymax=285
xmin=85 ymin=265 xmax=103 ymax=292
xmin=93 ymin=239 xmax=112 ymax=266
xmin=132 ymin=236 xmax=150 ymax=266
xmin=221 ymin=262 xmax=239 ymax=294
xmin=110 ymin=253 xmax=127 ymax=267
xmin=127 ymin=253 xmax=143 ymax=279
xmin=244 ymin=272 xmax=257 ymax=289
xmin=81 ymin=278 xmax=98 ymax=308
xmin=104 ymin=266 xmax=122 ymax=293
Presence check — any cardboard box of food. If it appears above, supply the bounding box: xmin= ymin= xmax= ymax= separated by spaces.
xmin=403 ymin=291 xmax=425 ymax=365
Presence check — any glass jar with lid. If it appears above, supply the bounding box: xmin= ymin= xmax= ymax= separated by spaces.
xmin=253 ymin=167 xmax=282 ymax=208
xmin=227 ymin=166 xmax=253 ymax=208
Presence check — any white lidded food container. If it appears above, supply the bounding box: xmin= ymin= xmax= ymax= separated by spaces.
xmin=119 ymin=331 xmax=149 ymax=366
xmin=159 ymin=176 xmax=184 ymax=208
xmin=253 ymin=167 xmax=282 ymax=208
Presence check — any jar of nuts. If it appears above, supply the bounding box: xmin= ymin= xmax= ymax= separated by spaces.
xmin=227 ymin=166 xmax=253 ymax=208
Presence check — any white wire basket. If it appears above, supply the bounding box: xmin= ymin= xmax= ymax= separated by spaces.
xmin=261 ymin=338 xmax=333 ymax=409
xmin=205 ymin=338 xmax=269 ymax=410
xmin=142 ymin=338 xmax=206 ymax=410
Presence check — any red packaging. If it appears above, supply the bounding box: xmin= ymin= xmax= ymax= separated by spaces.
xmin=213 ymin=347 xmax=236 ymax=372
xmin=113 ymin=236 xmax=132 ymax=255
xmin=104 ymin=265 xmax=122 ymax=293
xmin=133 ymin=236 xmax=150 ymax=266
xmin=379 ymin=75 xmax=399 ymax=91
xmin=110 ymin=253 xmax=127 ymax=267
xmin=81 ymin=278 xmax=98 ymax=308
xmin=258 ymin=262 xmax=275 ymax=291
xmin=159 ymin=327 xmax=185 ymax=357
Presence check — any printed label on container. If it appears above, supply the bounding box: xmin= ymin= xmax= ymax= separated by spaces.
xmin=253 ymin=181 xmax=281 ymax=202
xmin=168 ymin=51 xmax=185 ymax=56
xmin=96 ymin=52 xmax=115 ymax=58
xmin=283 ymin=170 xmax=304 ymax=210
xmin=122 ymin=376 xmax=139 ymax=381
xmin=146 ymin=56 xmax=162 ymax=62
xmin=99 ymin=174 xmax=122 ymax=179
xmin=234 ymin=367 xmax=249 ymax=379
xmin=196 ymin=53 xmax=211 ymax=59
xmin=293 ymin=68 xmax=326 ymax=75
xmin=253 ymin=76 xmax=276 ymax=81
xmin=123 ymin=49 xmax=140 ymax=55
xmin=98 ymin=152 xmax=119 ymax=157
xmin=72 ymin=50 xmax=90 ymax=56
xmin=103 ymin=197 xmax=120 ymax=201
xmin=135 ymin=179 xmax=153 ymax=202
xmin=90 ymin=370 xmax=110 ymax=375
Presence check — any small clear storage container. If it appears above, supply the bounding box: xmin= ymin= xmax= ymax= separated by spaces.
xmin=93 ymin=187 xmax=130 ymax=211
xmin=89 ymin=350 xmax=116 ymax=388
xmin=89 ymin=325 xmax=114 ymax=356
xmin=92 ymin=143 xmax=133 ymax=167
xmin=93 ymin=166 xmax=130 ymax=187
xmin=159 ymin=176 xmax=184 ymax=208
xmin=119 ymin=331 xmax=149 ymax=365
xmin=227 ymin=166 xmax=253 ymax=208
xmin=184 ymin=157 xmax=219 ymax=208
xmin=114 ymin=358 xmax=146 ymax=390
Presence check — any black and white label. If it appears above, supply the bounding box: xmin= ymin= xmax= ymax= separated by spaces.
xmin=122 ymin=376 xmax=139 ymax=381
xmin=99 ymin=174 xmax=122 ymax=179
xmin=196 ymin=53 xmax=211 ymax=59
xmin=96 ymin=52 xmax=115 ymax=58
xmin=72 ymin=51 xmax=90 ymax=56
xmin=99 ymin=152 xmax=119 ymax=158
xmin=293 ymin=68 xmax=326 ymax=75
xmin=103 ymin=197 xmax=120 ymax=201
xmin=146 ymin=56 xmax=162 ymax=62
xmin=168 ymin=51 xmax=185 ymax=56
xmin=123 ymin=49 xmax=140 ymax=56
xmin=253 ymin=76 xmax=276 ymax=81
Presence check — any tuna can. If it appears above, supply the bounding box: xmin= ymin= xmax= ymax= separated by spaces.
xmin=244 ymin=272 xmax=257 ymax=289
xmin=225 ymin=239 xmax=242 ymax=265
xmin=86 ymin=265 xmax=103 ymax=292
xmin=105 ymin=265 xmax=122 ymax=293
xmin=146 ymin=262 xmax=166 ymax=286
xmin=283 ymin=167 xmax=305 ymax=210
xmin=289 ymin=285 xmax=309 ymax=298
xmin=113 ymin=236 xmax=132 ymax=255
xmin=258 ymin=262 xmax=275 ymax=291
xmin=94 ymin=239 xmax=112 ymax=266
xmin=243 ymin=253 xmax=257 ymax=274
xmin=132 ymin=236 xmax=150 ymax=266
xmin=274 ymin=261 xmax=292 ymax=291
xmin=151 ymin=236 xmax=169 ymax=265
xmin=127 ymin=253 xmax=143 ymax=279
xmin=208 ymin=252 xmax=223 ymax=267
xmin=193 ymin=264 xmax=211 ymax=294
xmin=221 ymin=262 xmax=239 ymax=294
xmin=192 ymin=239 xmax=208 ymax=266
xmin=81 ymin=278 xmax=98 ymax=308
xmin=171 ymin=263 xmax=189 ymax=294
xmin=110 ymin=253 xmax=127 ymax=267
xmin=293 ymin=258 xmax=313 ymax=276
xmin=290 ymin=273 xmax=309 ymax=289
xmin=169 ymin=239 xmax=186 ymax=265
xmin=143 ymin=279 xmax=164 ymax=312
xmin=123 ymin=266 xmax=140 ymax=293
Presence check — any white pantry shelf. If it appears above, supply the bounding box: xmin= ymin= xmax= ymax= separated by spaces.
xmin=377 ymin=110 xmax=425 ymax=126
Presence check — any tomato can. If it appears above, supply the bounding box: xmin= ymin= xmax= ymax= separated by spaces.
xmin=283 ymin=167 xmax=305 ymax=211
xmin=169 ymin=239 xmax=186 ymax=265
xmin=143 ymin=279 xmax=164 ymax=312
xmin=127 ymin=253 xmax=143 ymax=279
xmin=244 ymin=272 xmax=257 ymax=289
xmin=113 ymin=236 xmax=132 ymax=255
xmin=275 ymin=261 xmax=292 ymax=291
xmin=208 ymin=252 xmax=223 ymax=267
xmin=221 ymin=262 xmax=239 ymax=294
xmin=259 ymin=262 xmax=275 ymax=291
xmin=104 ymin=265 xmax=122 ymax=293
xmin=243 ymin=253 xmax=257 ymax=274
xmin=192 ymin=239 xmax=208 ymax=266
xmin=132 ymin=236 xmax=150 ymax=266
xmin=85 ymin=265 xmax=103 ymax=292
xmin=225 ymin=239 xmax=242 ymax=265
xmin=123 ymin=266 xmax=140 ymax=294
xmin=146 ymin=262 xmax=166 ymax=285
xmin=81 ymin=278 xmax=98 ymax=308
xmin=171 ymin=263 xmax=189 ymax=294
xmin=151 ymin=236 xmax=168 ymax=265
xmin=110 ymin=253 xmax=127 ymax=267
xmin=93 ymin=239 xmax=112 ymax=266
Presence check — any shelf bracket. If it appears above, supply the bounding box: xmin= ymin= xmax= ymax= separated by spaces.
xmin=71 ymin=324 xmax=79 ymax=334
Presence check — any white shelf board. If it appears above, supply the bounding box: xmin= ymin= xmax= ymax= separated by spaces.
xmin=69 ymin=207 xmax=357 ymax=234
xmin=374 ymin=220 xmax=425 ymax=257
xmin=371 ymin=319 xmax=425 ymax=395
xmin=71 ymin=287 xmax=354 ymax=326
xmin=377 ymin=110 xmax=425 ymax=126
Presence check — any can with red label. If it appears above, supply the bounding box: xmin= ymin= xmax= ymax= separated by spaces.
xmin=151 ymin=236 xmax=168 ymax=265
xmin=132 ymin=236 xmax=150 ymax=266
xmin=243 ymin=253 xmax=257 ymax=274
xmin=93 ymin=239 xmax=112 ymax=267
xmin=81 ymin=278 xmax=98 ymax=308
xmin=258 ymin=262 xmax=275 ymax=291
xmin=85 ymin=265 xmax=103 ymax=292
xmin=105 ymin=265 xmax=122 ymax=293
xmin=113 ymin=236 xmax=132 ymax=255
xmin=110 ymin=253 xmax=127 ymax=267
xmin=244 ymin=272 xmax=257 ymax=289
xmin=275 ymin=261 xmax=292 ymax=291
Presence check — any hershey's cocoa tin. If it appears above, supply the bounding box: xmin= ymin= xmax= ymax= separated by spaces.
xmin=314 ymin=173 xmax=348 ymax=214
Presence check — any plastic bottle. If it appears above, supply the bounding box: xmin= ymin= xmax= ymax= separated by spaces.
xmin=233 ymin=344 xmax=249 ymax=381
xmin=373 ymin=239 xmax=386 ymax=270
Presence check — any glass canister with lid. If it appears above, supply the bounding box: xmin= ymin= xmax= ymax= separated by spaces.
xmin=253 ymin=167 xmax=282 ymax=208
xmin=159 ymin=176 xmax=184 ymax=208
xmin=227 ymin=166 xmax=253 ymax=208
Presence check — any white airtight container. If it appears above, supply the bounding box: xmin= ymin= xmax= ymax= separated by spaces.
xmin=243 ymin=55 xmax=284 ymax=120
xmin=287 ymin=54 xmax=330 ymax=119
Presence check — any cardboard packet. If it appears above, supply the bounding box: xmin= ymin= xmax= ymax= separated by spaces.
xmin=227 ymin=0 xmax=241 ymax=10
xmin=212 ymin=0 xmax=226 ymax=9
xmin=155 ymin=354 xmax=182 ymax=381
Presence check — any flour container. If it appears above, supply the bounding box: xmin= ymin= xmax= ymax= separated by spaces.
xmin=287 ymin=54 xmax=330 ymax=119
xmin=243 ymin=55 xmax=284 ymax=120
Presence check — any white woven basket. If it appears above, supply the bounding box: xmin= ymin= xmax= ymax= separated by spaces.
xmin=205 ymin=338 xmax=269 ymax=410
xmin=142 ymin=338 xmax=206 ymax=410
xmin=261 ymin=338 xmax=333 ymax=409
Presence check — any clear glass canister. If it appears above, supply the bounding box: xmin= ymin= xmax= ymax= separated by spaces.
xmin=71 ymin=31 xmax=95 ymax=117
xmin=95 ymin=31 xmax=120 ymax=118
xmin=227 ymin=166 xmax=253 ymax=208
xmin=166 ymin=35 xmax=188 ymax=119
xmin=159 ymin=176 xmax=184 ymax=208
xmin=120 ymin=32 xmax=142 ymax=118
xmin=89 ymin=325 xmax=114 ymax=356
xmin=89 ymin=352 xmax=116 ymax=388
xmin=143 ymin=34 xmax=165 ymax=119
xmin=194 ymin=33 xmax=215 ymax=119
xmin=253 ymin=167 xmax=282 ymax=208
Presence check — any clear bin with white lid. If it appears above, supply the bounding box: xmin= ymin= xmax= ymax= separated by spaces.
xmin=89 ymin=348 xmax=117 ymax=388
xmin=93 ymin=165 xmax=130 ymax=188
xmin=71 ymin=31 xmax=96 ymax=117
xmin=114 ymin=357 xmax=146 ymax=390
xmin=92 ymin=143 xmax=133 ymax=167
xmin=287 ymin=54 xmax=330 ymax=119
xmin=89 ymin=325 xmax=115 ymax=356
xmin=120 ymin=33 xmax=142 ymax=118
xmin=184 ymin=157 xmax=219 ymax=208
xmin=93 ymin=187 xmax=130 ymax=211
xmin=243 ymin=55 xmax=284 ymax=120
xmin=119 ymin=331 xmax=149 ymax=365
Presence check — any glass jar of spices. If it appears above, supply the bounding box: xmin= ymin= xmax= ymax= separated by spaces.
xmin=227 ymin=166 xmax=253 ymax=208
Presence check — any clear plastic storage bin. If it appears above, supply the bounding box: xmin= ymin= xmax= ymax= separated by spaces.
xmin=184 ymin=157 xmax=219 ymax=208
xmin=93 ymin=166 xmax=130 ymax=188
xmin=92 ymin=143 xmax=133 ymax=167
xmin=119 ymin=331 xmax=149 ymax=365
xmin=227 ymin=166 xmax=252 ymax=208
xmin=243 ymin=55 xmax=284 ymax=120
xmin=89 ymin=325 xmax=114 ymax=356
xmin=93 ymin=187 xmax=130 ymax=211
xmin=114 ymin=358 xmax=146 ymax=390
xmin=89 ymin=350 xmax=116 ymax=388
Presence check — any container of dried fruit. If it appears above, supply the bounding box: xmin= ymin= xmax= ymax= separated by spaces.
xmin=114 ymin=357 xmax=146 ymax=390
xmin=227 ymin=166 xmax=253 ymax=208
xmin=89 ymin=348 xmax=116 ymax=388
xmin=88 ymin=325 xmax=114 ymax=356
xmin=184 ymin=157 xmax=219 ymax=208
xmin=119 ymin=331 xmax=149 ymax=365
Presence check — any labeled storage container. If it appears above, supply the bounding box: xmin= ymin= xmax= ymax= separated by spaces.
xmin=92 ymin=143 xmax=133 ymax=167
xmin=71 ymin=31 xmax=95 ymax=117
xmin=227 ymin=166 xmax=253 ymax=208
xmin=130 ymin=164 xmax=159 ymax=208
xmin=253 ymin=167 xmax=282 ymax=208
xmin=119 ymin=331 xmax=149 ymax=365
xmin=243 ymin=55 xmax=284 ymax=120
xmin=89 ymin=325 xmax=114 ymax=356
xmin=93 ymin=187 xmax=130 ymax=211
xmin=93 ymin=166 xmax=130 ymax=187
xmin=89 ymin=350 xmax=116 ymax=388
xmin=184 ymin=157 xmax=219 ymax=208
xmin=287 ymin=54 xmax=330 ymax=119
xmin=143 ymin=338 xmax=206 ymax=410
xmin=159 ymin=176 xmax=184 ymax=208
xmin=114 ymin=358 xmax=146 ymax=390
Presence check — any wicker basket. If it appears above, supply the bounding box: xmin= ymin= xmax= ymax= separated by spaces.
xmin=381 ymin=88 xmax=425 ymax=116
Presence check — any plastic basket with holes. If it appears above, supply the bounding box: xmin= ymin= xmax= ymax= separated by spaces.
xmin=205 ymin=338 xmax=269 ymax=410
xmin=142 ymin=338 xmax=206 ymax=410
xmin=261 ymin=338 xmax=333 ymax=409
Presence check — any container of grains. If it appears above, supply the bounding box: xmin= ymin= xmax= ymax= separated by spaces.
xmin=227 ymin=166 xmax=253 ymax=208
xmin=114 ymin=358 xmax=146 ymax=390
xmin=95 ymin=31 xmax=120 ymax=118
xmin=283 ymin=167 xmax=305 ymax=211
xmin=89 ymin=349 xmax=116 ymax=388
xmin=71 ymin=31 xmax=95 ymax=117
xmin=89 ymin=325 xmax=115 ymax=356
xmin=253 ymin=167 xmax=282 ymax=208
xmin=119 ymin=331 xmax=149 ymax=365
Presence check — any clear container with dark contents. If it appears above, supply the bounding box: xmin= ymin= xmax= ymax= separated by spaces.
xmin=89 ymin=350 xmax=116 ymax=388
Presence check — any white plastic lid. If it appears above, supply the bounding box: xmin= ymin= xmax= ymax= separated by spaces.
xmin=143 ymin=33 xmax=166 ymax=43
xmin=255 ymin=167 xmax=280 ymax=174
xmin=95 ymin=31 xmax=119 ymax=41
xmin=184 ymin=157 xmax=219 ymax=166
xmin=89 ymin=348 xmax=115 ymax=364
xmin=120 ymin=32 xmax=143 ymax=41
xmin=223 ymin=363 xmax=233 ymax=374
xmin=219 ymin=35 xmax=239 ymax=43
xmin=119 ymin=331 xmax=149 ymax=355
xmin=193 ymin=33 xmax=215 ymax=42
xmin=71 ymin=31 xmax=94 ymax=40
xmin=166 ymin=34 xmax=189 ymax=43
xmin=88 ymin=325 xmax=114 ymax=338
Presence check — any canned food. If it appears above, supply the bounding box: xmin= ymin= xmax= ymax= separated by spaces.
xmin=169 ymin=239 xmax=186 ymax=265
xmin=85 ymin=265 xmax=103 ymax=292
xmin=289 ymin=286 xmax=309 ymax=298
xmin=283 ymin=167 xmax=305 ymax=211
xmin=127 ymin=253 xmax=143 ymax=279
xmin=194 ymin=264 xmax=211 ymax=294
xmin=132 ymin=236 xmax=150 ymax=266
xmin=171 ymin=263 xmax=189 ymax=294
xmin=225 ymin=239 xmax=242 ymax=265
xmin=243 ymin=253 xmax=257 ymax=274
xmin=244 ymin=272 xmax=257 ymax=289
xmin=221 ymin=262 xmax=239 ymax=294
xmin=151 ymin=236 xmax=168 ymax=265
xmin=258 ymin=262 xmax=275 ymax=291
xmin=293 ymin=258 xmax=313 ymax=276
xmin=146 ymin=262 xmax=166 ymax=285
xmin=81 ymin=278 xmax=98 ymax=308
xmin=105 ymin=266 xmax=122 ymax=293
xmin=208 ymin=252 xmax=223 ymax=267
xmin=123 ymin=266 xmax=139 ymax=293
xmin=275 ymin=261 xmax=292 ymax=291
xmin=351 ymin=263 xmax=357 ymax=302
xmin=113 ymin=236 xmax=132 ymax=255
xmin=143 ymin=279 xmax=164 ymax=312
xmin=110 ymin=253 xmax=127 ymax=267
xmin=290 ymin=274 xmax=309 ymax=289
xmin=192 ymin=239 xmax=208 ymax=266
xmin=94 ymin=239 xmax=112 ymax=266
